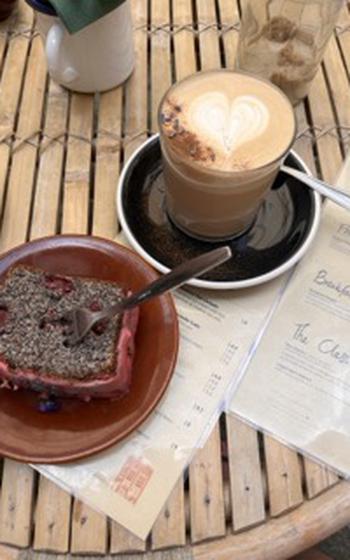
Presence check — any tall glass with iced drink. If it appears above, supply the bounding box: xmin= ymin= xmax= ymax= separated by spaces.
xmin=235 ymin=0 xmax=343 ymax=105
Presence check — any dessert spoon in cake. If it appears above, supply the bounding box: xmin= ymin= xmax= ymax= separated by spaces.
xmin=63 ymin=245 xmax=232 ymax=345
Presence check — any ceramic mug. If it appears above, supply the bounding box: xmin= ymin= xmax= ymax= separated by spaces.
xmin=25 ymin=0 xmax=135 ymax=93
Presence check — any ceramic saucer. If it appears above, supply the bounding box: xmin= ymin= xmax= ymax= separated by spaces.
xmin=117 ymin=135 xmax=322 ymax=290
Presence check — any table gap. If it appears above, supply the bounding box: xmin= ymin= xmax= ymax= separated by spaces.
xmin=87 ymin=93 xmax=99 ymax=236
xmin=214 ymin=0 xmax=226 ymax=68
xmin=29 ymin=470 xmax=40 ymax=549
xmin=66 ymin=490 xmax=74 ymax=553
xmin=169 ymin=0 xmax=176 ymax=84
xmin=302 ymin=96 xmax=323 ymax=180
xmin=321 ymin=60 xmax=347 ymax=160
xmin=56 ymin=91 xmax=72 ymax=235
xmin=119 ymin=78 xmax=128 ymax=175
xmin=147 ymin=0 xmax=152 ymax=137
xmin=258 ymin=431 xmax=269 ymax=514
xmin=0 ymin=33 xmax=11 ymax=83
xmin=299 ymin=454 xmax=309 ymax=501
xmin=219 ymin=414 xmax=232 ymax=524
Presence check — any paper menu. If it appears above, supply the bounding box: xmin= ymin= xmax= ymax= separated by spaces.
xmin=229 ymin=155 xmax=350 ymax=476
xmin=35 ymin=276 xmax=286 ymax=540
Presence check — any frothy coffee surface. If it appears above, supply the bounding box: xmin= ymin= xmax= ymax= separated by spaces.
xmin=160 ymin=71 xmax=295 ymax=172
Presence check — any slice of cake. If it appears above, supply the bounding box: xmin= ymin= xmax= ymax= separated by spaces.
xmin=0 ymin=266 xmax=139 ymax=401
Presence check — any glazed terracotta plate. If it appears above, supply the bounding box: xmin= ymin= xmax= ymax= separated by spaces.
xmin=0 ymin=236 xmax=179 ymax=463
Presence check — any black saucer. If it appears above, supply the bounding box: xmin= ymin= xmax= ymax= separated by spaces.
xmin=118 ymin=135 xmax=321 ymax=289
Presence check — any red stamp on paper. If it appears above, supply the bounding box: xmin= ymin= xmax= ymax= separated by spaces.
xmin=112 ymin=456 xmax=154 ymax=504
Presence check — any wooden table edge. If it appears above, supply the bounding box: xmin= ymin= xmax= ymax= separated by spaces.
xmin=192 ymin=481 xmax=350 ymax=560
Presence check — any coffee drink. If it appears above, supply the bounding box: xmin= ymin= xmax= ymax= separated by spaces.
xmin=158 ymin=70 xmax=296 ymax=240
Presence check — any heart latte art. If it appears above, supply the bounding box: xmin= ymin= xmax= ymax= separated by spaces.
xmin=189 ymin=93 xmax=269 ymax=154
xmin=160 ymin=71 xmax=295 ymax=171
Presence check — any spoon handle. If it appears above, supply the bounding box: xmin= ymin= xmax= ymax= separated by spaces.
xmin=103 ymin=246 xmax=232 ymax=319
xmin=281 ymin=164 xmax=350 ymax=211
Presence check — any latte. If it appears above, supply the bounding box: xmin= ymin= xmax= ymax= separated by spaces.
xmin=158 ymin=71 xmax=296 ymax=240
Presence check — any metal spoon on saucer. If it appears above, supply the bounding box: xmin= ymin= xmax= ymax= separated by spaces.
xmin=281 ymin=165 xmax=350 ymax=210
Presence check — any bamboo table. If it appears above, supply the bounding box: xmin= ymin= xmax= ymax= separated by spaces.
xmin=1 ymin=1 xmax=350 ymax=559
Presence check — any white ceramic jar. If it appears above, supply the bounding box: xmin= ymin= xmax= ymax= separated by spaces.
xmin=26 ymin=0 xmax=135 ymax=93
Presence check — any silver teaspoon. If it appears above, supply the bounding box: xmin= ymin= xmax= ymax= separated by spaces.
xmin=281 ymin=164 xmax=350 ymax=210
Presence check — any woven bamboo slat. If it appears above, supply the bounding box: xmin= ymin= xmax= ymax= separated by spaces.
xmin=225 ymin=415 xmax=266 ymax=532
xmin=0 ymin=460 xmax=34 ymax=547
xmin=196 ymin=0 xmax=221 ymax=70
xmin=189 ymin=424 xmax=226 ymax=543
xmin=33 ymin=479 xmax=71 ymax=553
xmin=0 ymin=1 xmax=349 ymax=558
xmin=151 ymin=479 xmax=187 ymax=550
xmin=93 ymin=86 xmax=122 ymax=239
xmin=61 ymin=93 xmax=93 ymax=235
xmin=0 ymin=31 xmax=46 ymax=251
xmin=0 ymin=3 xmax=34 ymax=218
xmin=150 ymin=0 xmax=172 ymax=133
xmin=30 ymin=80 xmax=69 ymax=240
xmin=172 ymin=0 xmax=197 ymax=81
xmin=123 ymin=0 xmax=148 ymax=160
xmin=70 ymin=500 xmax=108 ymax=555
xmin=217 ymin=0 xmax=240 ymax=68
xmin=264 ymin=436 xmax=304 ymax=517
xmin=110 ymin=520 xmax=147 ymax=554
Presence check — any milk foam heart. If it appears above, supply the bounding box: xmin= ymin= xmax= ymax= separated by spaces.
xmin=189 ymin=93 xmax=270 ymax=153
xmin=160 ymin=71 xmax=296 ymax=172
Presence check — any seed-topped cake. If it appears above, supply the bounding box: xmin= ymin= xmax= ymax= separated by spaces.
xmin=0 ymin=266 xmax=139 ymax=401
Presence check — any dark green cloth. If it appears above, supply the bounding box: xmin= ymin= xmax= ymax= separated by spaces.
xmin=49 ymin=0 xmax=127 ymax=34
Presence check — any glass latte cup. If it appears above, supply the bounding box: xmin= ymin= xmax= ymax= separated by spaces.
xmin=158 ymin=70 xmax=296 ymax=241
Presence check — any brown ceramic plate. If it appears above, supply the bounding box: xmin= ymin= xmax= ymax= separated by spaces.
xmin=0 ymin=235 xmax=179 ymax=464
